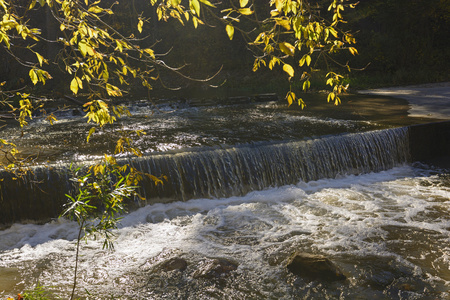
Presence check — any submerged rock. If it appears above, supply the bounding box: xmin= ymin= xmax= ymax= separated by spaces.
xmin=159 ymin=257 xmax=188 ymax=272
xmin=286 ymin=252 xmax=346 ymax=282
xmin=193 ymin=258 xmax=239 ymax=279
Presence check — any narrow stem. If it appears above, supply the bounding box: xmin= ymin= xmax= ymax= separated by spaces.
xmin=70 ymin=219 xmax=85 ymax=300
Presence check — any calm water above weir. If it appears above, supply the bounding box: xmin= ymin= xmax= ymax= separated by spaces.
xmin=1 ymin=94 xmax=449 ymax=298
xmin=1 ymin=93 xmax=425 ymax=163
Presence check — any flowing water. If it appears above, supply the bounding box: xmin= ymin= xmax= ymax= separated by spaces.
xmin=0 ymin=165 xmax=449 ymax=299
xmin=1 ymin=95 xmax=449 ymax=298
xmin=2 ymin=95 xmax=390 ymax=163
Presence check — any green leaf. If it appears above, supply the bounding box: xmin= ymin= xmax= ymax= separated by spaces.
xmin=282 ymin=64 xmax=294 ymax=77
xmin=225 ymin=24 xmax=234 ymax=40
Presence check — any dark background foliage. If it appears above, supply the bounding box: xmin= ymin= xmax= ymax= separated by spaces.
xmin=1 ymin=0 xmax=449 ymax=100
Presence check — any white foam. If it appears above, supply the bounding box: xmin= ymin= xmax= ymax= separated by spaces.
xmin=1 ymin=165 xmax=449 ymax=297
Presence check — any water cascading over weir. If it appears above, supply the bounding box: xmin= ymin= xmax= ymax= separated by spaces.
xmin=0 ymin=126 xmax=416 ymax=226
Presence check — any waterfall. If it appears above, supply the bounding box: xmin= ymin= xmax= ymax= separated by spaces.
xmin=131 ymin=127 xmax=410 ymax=203
xmin=0 ymin=127 xmax=410 ymax=225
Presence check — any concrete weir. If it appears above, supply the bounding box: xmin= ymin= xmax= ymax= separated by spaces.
xmin=1 ymin=122 xmax=449 ymax=227
xmin=409 ymin=121 xmax=450 ymax=167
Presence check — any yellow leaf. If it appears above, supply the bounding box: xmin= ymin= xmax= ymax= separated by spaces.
xmin=238 ymin=8 xmax=253 ymax=15
xmin=275 ymin=0 xmax=283 ymax=12
xmin=268 ymin=57 xmax=279 ymax=70
xmin=88 ymin=6 xmax=103 ymax=13
xmin=282 ymin=64 xmax=294 ymax=77
xmin=302 ymin=80 xmax=310 ymax=91
xmin=190 ymin=0 xmax=200 ymax=16
xmin=76 ymin=76 xmax=83 ymax=90
xmin=29 ymin=69 xmax=38 ymax=85
xmin=298 ymin=97 xmax=305 ymax=109
xmin=137 ymin=19 xmax=143 ymax=33
xmin=286 ymin=91 xmax=295 ymax=106
xmin=199 ymin=0 xmax=215 ymax=7
xmin=87 ymin=127 xmax=96 ymax=143
xmin=299 ymin=54 xmax=311 ymax=66
xmin=70 ymin=77 xmax=79 ymax=94
xmin=35 ymin=52 xmax=44 ymax=66
xmin=279 ymin=42 xmax=295 ymax=56
xmin=305 ymin=55 xmax=311 ymax=66
xmin=276 ymin=19 xmax=291 ymax=30
xmin=327 ymin=92 xmax=335 ymax=103
xmin=349 ymin=47 xmax=358 ymax=55
xmin=170 ymin=0 xmax=182 ymax=6
xmin=225 ymin=24 xmax=234 ymax=40
xmin=240 ymin=0 xmax=249 ymax=7
xmin=193 ymin=16 xmax=198 ymax=28
xmin=29 ymin=0 xmax=37 ymax=9
xmin=78 ymin=39 xmax=89 ymax=56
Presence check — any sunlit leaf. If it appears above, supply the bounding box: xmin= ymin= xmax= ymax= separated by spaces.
xmin=137 ymin=18 xmax=143 ymax=33
xmin=35 ymin=51 xmax=44 ymax=66
xmin=240 ymin=0 xmax=249 ymax=7
xmin=302 ymin=79 xmax=310 ymax=91
xmin=70 ymin=77 xmax=79 ymax=94
xmin=225 ymin=24 xmax=234 ymax=40
xmin=238 ymin=8 xmax=253 ymax=15
xmin=88 ymin=6 xmax=103 ymax=14
xmin=87 ymin=127 xmax=96 ymax=143
xmin=199 ymin=0 xmax=215 ymax=7
xmin=349 ymin=47 xmax=358 ymax=55
xmin=279 ymin=42 xmax=295 ymax=56
xmin=190 ymin=0 xmax=200 ymax=16
xmin=282 ymin=64 xmax=294 ymax=77
xmin=286 ymin=91 xmax=295 ymax=106
xmin=276 ymin=19 xmax=291 ymax=30
xmin=29 ymin=69 xmax=38 ymax=85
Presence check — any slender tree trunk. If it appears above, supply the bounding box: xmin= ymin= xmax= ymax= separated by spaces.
xmin=70 ymin=220 xmax=85 ymax=300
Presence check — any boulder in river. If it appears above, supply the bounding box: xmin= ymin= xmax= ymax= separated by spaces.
xmin=286 ymin=252 xmax=346 ymax=282
xmin=159 ymin=257 xmax=188 ymax=272
xmin=193 ymin=258 xmax=239 ymax=279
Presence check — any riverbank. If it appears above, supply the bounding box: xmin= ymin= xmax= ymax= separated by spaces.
xmin=358 ymin=82 xmax=450 ymax=120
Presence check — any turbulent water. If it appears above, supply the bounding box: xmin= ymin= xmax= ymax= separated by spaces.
xmin=1 ymin=164 xmax=449 ymax=299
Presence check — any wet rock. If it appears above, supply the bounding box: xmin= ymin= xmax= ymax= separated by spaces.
xmin=193 ymin=258 xmax=239 ymax=279
xmin=286 ymin=252 xmax=346 ymax=282
xmin=160 ymin=257 xmax=188 ymax=272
